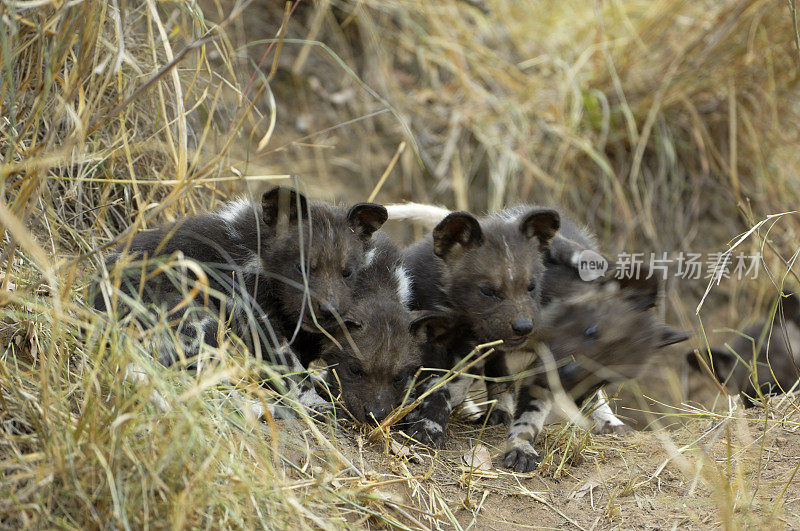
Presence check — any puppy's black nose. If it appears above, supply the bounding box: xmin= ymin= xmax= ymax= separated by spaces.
xmin=512 ymin=318 xmax=533 ymax=336
xmin=319 ymin=300 xmax=339 ymax=318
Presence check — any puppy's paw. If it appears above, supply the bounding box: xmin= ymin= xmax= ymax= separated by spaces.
xmin=295 ymin=384 xmax=336 ymax=421
xmin=593 ymin=421 xmax=634 ymax=435
xmin=479 ymin=408 xmax=512 ymax=426
xmin=403 ymin=418 xmax=447 ymax=448
xmin=267 ymin=403 xmax=298 ymax=420
xmin=503 ymin=441 xmax=541 ymax=473
xmin=307 ymin=400 xmax=336 ymax=421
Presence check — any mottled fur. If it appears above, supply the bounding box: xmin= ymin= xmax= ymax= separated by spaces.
xmin=503 ymin=274 xmax=689 ymax=472
xmin=92 ymin=187 xmax=388 ymax=414
xmin=387 ymin=203 xmax=687 ymax=470
xmin=399 ymin=207 xmax=560 ymax=445
xmin=320 ymin=233 xmax=452 ymax=423
xmin=688 ymin=292 xmax=800 ymax=406
xmin=403 ymin=208 xmax=559 ymax=346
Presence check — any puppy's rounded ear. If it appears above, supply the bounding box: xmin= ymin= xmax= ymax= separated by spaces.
xmin=687 ymin=348 xmax=725 ymax=377
xmin=603 ymin=274 xmax=659 ymax=311
xmin=656 ymin=325 xmax=689 ymax=348
xmin=409 ymin=310 xmax=455 ymax=342
xmin=343 ymin=318 xmax=363 ymax=329
xmin=347 ymin=203 xmax=388 ymax=240
xmin=432 ymin=212 xmax=483 ymax=260
xmin=692 ymin=348 xmax=737 ymax=383
xmin=261 ymin=186 xmax=308 ymax=226
xmin=519 ymin=209 xmax=560 ymax=248
xmin=780 ymin=291 xmax=800 ymax=321
xmin=686 ymin=349 xmax=703 ymax=371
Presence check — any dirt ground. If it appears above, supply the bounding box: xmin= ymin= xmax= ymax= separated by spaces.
xmin=278 ymin=392 xmax=800 ymax=530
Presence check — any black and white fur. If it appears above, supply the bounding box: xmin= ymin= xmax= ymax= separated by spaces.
xmin=387 ymin=203 xmax=603 ymax=443
xmin=688 ymin=291 xmax=800 ymax=406
xmin=93 ymin=187 xmax=388 ymax=418
xmin=319 ymin=232 xmax=454 ymax=423
xmin=386 ymin=202 xmax=688 ymax=471
xmin=503 ymin=274 xmax=689 ymax=471
xmin=396 ymin=204 xmax=560 ymax=447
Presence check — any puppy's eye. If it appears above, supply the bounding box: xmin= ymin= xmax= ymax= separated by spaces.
xmin=479 ymin=285 xmax=501 ymax=300
xmin=394 ymin=367 xmax=417 ymax=385
xmin=347 ymin=363 xmax=363 ymax=377
xmin=584 ymin=324 xmax=599 ymax=342
xmin=527 ymin=281 xmax=537 ymax=294
xmin=342 ymin=268 xmax=353 ymax=279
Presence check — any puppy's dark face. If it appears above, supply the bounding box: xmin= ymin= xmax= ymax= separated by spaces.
xmin=433 ymin=210 xmax=559 ymax=349
xmin=321 ymin=307 xmax=450 ymax=423
xmin=261 ymin=187 xmax=387 ymax=332
xmin=687 ymin=292 xmax=800 ymax=396
xmin=538 ymin=278 xmax=688 ymax=390
xmin=687 ymin=349 xmax=742 ymax=394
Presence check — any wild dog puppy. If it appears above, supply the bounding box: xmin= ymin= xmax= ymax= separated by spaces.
xmin=488 ymin=208 xmax=669 ymax=439
xmin=398 ymin=206 xmax=561 ymax=445
xmin=481 ymin=205 xmax=608 ymax=430
xmin=688 ymin=292 xmax=800 ymax=407
xmin=386 ymin=202 xmax=688 ymax=470
xmin=319 ymin=232 xmax=454 ymax=423
xmin=93 ymin=186 xmax=388 ymax=416
xmin=504 ymin=273 xmax=689 ymax=472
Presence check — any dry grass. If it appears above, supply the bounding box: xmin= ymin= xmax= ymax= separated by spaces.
xmin=1 ymin=0 xmax=800 ymax=528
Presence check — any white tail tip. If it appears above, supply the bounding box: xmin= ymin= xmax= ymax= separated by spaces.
xmin=384 ymin=202 xmax=452 ymax=226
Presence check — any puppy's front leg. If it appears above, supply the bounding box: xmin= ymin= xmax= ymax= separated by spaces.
xmin=404 ymin=372 xmax=474 ymax=447
xmin=588 ymin=388 xmax=633 ymax=435
xmin=481 ymin=354 xmax=515 ymax=426
xmin=503 ymin=381 xmax=553 ymax=472
xmin=273 ymin=341 xmax=333 ymax=417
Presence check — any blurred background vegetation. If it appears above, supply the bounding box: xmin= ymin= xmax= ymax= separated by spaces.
xmin=4 ymin=0 xmax=798 ymax=322
xmin=1 ymin=0 xmax=799 ymax=527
